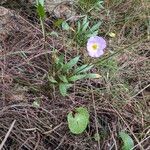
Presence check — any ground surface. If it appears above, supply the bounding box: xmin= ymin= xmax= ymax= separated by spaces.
xmin=0 ymin=0 xmax=150 ymax=150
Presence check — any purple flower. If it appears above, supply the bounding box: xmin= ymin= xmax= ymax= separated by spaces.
xmin=87 ymin=36 xmax=106 ymax=58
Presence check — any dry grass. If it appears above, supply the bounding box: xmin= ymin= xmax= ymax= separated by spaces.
xmin=0 ymin=0 xmax=150 ymax=149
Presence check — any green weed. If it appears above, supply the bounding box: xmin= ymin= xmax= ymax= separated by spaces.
xmin=47 ymin=52 xmax=101 ymax=96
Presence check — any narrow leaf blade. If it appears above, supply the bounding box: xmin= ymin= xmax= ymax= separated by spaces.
xmin=59 ymin=75 xmax=68 ymax=83
xmin=63 ymin=56 xmax=80 ymax=71
xmin=48 ymin=75 xmax=58 ymax=83
xmin=59 ymin=83 xmax=72 ymax=96
xmin=82 ymin=21 xmax=89 ymax=32
xmin=90 ymin=21 xmax=101 ymax=32
xmin=85 ymin=73 xmax=101 ymax=79
xmin=82 ymin=16 xmax=88 ymax=26
xmin=77 ymin=21 xmax=81 ymax=33
xmin=74 ymin=64 xmax=93 ymax=74
xmin=68 ymin=74 xmax=86 ymax=82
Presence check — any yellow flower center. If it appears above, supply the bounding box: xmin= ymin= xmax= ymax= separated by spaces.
xmin=92 ymin=43 xmax=98 ymax=51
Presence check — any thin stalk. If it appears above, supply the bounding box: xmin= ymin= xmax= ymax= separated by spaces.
xmin=40 ymin=17 xmax=46 ymax=41
xmin=39 ymin=17 xmax=50 ymax=69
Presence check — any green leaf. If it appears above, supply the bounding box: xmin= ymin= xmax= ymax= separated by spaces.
xmin=59 ymin=75 xmax=68 ymax=83
xmin=32 ymin=100 xmax=40 ymax=107
xmin=63 ymin=56 xmax=80 ymax=72
xmin=49 ymin=31 xmax=59 ymax=37
xmin=36 ymin=0 xmax=44 ymax=6
xmin=94 ymin=133 xmax=100 ymax=141
xmin=85 ymin=73 xmax=101 ymax=79
xmin=67 ymin=107 xmax=90 ymax=134
xmin=59 ymin=83 xmax=72 ymax=96
xmin=68 ymin=74 xmax=86 ymax=82
xmin=36 ymin=2 xmax=46 ymax=19
xmin=119 ymin=132 xmax=134 ymax=150
xmin=108 ymin=32 xmax=116 ymax=38
xmin=82 ymin=21 xmax=89 ymax=32
xmin=62 ymin=21 xmax=70 ymax=30
xmin=82 ymin=16 xmax=88 ymax=26
xmin=54 ymin=54 xmax=64 ymax=70
xmin=90 ymin=21 xmax=101 ymax=32
xmin=55 ymin=54 xmax=64 ymax=65
xmin=58 ymin=54 xmax=65 ymax=64
xmin=81 ymin=16 xmax=89 ymax=32
xmin=77 ymin=21 xmax=81 ymax=33
xmin=48 ymin=75 xmax=58 ymax=83
xmin=87 ymin=30 xmax=98 ymax=37
xmin=74 ymin=64 xmax=93 ymax=74
xmin=54 ymin=19 xmax=64 ymax=28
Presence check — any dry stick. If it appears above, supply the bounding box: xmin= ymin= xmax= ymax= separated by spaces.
xmin=140 ymin=0 xmax=150 ymax=40
xmin=54 ymin=135 xmax=66 ymax=150
xmin=44 ymin=123 xmax=63 ymax=134
xmin=109 ymin=104 xmax=145 ymax=150
xmin=0 ymin=120 xmax=16 ymax=150
xmin=131 ymin=84 xmax=150 ymax=99
xmin=110 ymin=125 xmax=118 ymax=150
xmin=33 ymin=132 xmax=40 ymax=150
xmin=92 ymin=90 xmax=101 ymax=150
xmin=131 ymin=135 xmax=150 ymax=150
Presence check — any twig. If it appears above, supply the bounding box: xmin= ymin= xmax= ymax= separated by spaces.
xmin=0 ymin=120 xmax=16 ymax=150
xmin=131 ymin=135 xmax=150 ymax=150
xmin=54 ymin=135 xmax=66 ymax=150
xmin=131 ymin=84 xmax=150 ymax=99
xmin=44 ymin=123 xmax=63 ymax=134
xmin=92 ymin=90 xmax=101 ymax=150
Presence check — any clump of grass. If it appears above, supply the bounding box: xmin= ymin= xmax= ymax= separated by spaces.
xmin=73 ymin=16 xmax=101 ymax=45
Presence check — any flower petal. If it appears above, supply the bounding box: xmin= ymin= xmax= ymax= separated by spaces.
xmin=87 ymin=36 xmax=106 ymax=58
